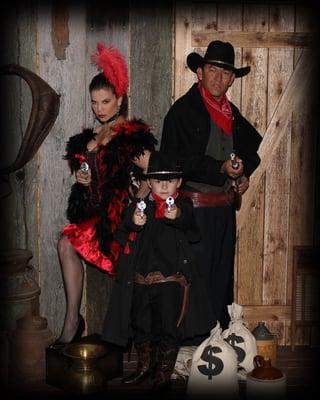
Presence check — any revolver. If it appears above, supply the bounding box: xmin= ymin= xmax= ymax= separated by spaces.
xmin=166 ymin=196 xmax=175 ymax=212
xmin=137 ymin=199 xmax=147 ymax=217
xmin=229 ymin=151 xmax=243 ymax=211
xmin=80 ymin=161 xmax=90 ymax=174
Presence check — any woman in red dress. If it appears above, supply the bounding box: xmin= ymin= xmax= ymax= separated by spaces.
xmin=53 ymin=43 xmax=156 ymax=345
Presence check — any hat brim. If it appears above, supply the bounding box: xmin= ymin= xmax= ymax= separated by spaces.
xmin=144 ymin=172 xmax=183 ymax=181
xmin=187 ymin=52 xmax=250 ymax=78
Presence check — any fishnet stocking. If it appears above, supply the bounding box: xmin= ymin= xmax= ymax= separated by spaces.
xmin=56 ymin=235 xmax=84 ymax=343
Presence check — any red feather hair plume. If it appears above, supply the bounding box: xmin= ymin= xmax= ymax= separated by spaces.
xmin=91 ymin=42 xmax=129 ymax=97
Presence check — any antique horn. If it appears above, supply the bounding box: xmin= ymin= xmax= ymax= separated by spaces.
xmin=0 ymin=64 xmax=60 ymax=175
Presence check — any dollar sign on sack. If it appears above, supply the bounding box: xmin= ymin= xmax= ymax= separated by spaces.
xmin=198 ymin=345 xmax=224 ymax=379
xmin=225 ymin=333 xmax=246 ymax=363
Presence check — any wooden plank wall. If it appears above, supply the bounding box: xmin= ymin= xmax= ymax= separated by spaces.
xmin=0 ymin=4 xmax=38 ymax=255
xmin=1 ymin=1 xmax=172 ymax=337
xmin=37 ymin=2 xmax=88 ymax=336
xmin=174 ymin=1 xmax=318 ymax=345
xmin=290 ymin=4 xmax=319 ymax=345
xmin=130 ymin=3 xmax=172 ymax=142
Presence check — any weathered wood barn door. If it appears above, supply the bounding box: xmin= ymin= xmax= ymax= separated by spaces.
xmin=174 ymin=1 xmax=318 ymax=345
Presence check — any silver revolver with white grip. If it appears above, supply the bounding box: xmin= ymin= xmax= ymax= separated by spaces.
xmin=80 ymin=161 xmax=90 ymax=174
xmin=137 ymin=199 xmax=147 ymax=217
xmin=230 ymin=151 xmax=239 ymax=170
xmin=166 ymin=196 xmax=175 ymax=212
xmin=230 ymin=151 xmax=242 ymax=211
xmin=230 ymin=151 xmax=241 ymax=191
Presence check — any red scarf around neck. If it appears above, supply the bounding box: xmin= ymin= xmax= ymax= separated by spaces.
xmin=198 ymin=81 xmax=233 ymax=135
xmin=151 ymin=192 xmax=179 ymax=218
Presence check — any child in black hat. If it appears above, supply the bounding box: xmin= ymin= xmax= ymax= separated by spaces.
xmin=102 ymin=151 xmax=216 ymax=391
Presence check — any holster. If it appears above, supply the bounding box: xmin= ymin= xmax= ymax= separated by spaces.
xmin=134 ymin=271 xmax=190 ymax=327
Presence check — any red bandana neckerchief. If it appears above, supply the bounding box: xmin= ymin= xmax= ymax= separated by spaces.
xmin=198 ymin=80 xmax=233 ymax=135
xmin=151 ymin=192 xmax=179 ymax=219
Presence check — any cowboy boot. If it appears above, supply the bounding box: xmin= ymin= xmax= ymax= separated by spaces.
xmin=122 ymin=341 xmax=152 ymax=385
xmin=152 ymin=347 xmax=179 ymax=391
xmin=150 ymin=344 xmax=160 ymax=378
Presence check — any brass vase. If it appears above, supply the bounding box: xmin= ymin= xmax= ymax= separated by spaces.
xmin=62 ymin=343 xmax=107 ymax=394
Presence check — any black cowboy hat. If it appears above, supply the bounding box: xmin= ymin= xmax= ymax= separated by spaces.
xmin=187 ymin=40 xmax=250 ymax=78
xmin=144 ymin=151 xmax=183 ymax=180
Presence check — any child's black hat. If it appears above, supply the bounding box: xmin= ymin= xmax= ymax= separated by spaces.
xmin=144 ymin=151 xmax=183 ymax=180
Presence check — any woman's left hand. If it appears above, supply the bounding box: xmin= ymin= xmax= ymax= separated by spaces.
xmin=132 ymin=150 xmax=151 ymax=173
xmin=135 ymin=180 xmax=150 ymax=198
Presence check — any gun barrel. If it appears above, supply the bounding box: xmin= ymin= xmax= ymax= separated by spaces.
xmin=230 ymin=152 xmax=239 ymax=169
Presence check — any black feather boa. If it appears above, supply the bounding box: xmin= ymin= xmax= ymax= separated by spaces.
xmin=64 ymin=118 xmax=157 ymax=257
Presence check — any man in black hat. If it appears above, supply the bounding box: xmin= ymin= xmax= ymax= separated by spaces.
xmin=160 ymin=40 xmax=262 ymax=333
xmin=102 ymin=151 xmax=215 ymax=390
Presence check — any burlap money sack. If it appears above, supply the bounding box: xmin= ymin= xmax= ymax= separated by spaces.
xmin=222 ymin=302 xmax=257 ymax=372
xmin=187 ymin=322 xmax=238 ymax=399
xmin=172 ymin=346 xmax=197 ymax=380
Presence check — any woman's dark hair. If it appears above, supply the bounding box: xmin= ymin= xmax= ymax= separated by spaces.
xmin=89 ymin=72 xmax=128 ymax=117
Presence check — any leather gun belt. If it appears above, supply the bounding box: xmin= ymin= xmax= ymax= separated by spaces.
xmin=180 ymin=190 xmax=234 ymax=208
xmin=134 ymin=271 xmax=190 ymax=327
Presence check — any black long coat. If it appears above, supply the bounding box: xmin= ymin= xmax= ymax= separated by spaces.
xmin=159 ymin=83 xmax=262 ymax=329
xmin=102 ymin=195 xmax=216 ymax=347
xmin=160 ymin=83 xmax=262 ymax=184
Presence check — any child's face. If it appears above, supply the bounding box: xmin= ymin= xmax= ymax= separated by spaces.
xmin=147 ymin=178 xmax=182 ymax=200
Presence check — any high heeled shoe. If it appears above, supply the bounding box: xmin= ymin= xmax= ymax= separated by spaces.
xmin=49 ymin=314 xmax=85 ymax=348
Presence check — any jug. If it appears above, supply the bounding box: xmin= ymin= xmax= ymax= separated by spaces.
xmin=252 ymin=321 xmax=277 ymax=364
xmin=246 ymin=355 xmax=286 ymax=399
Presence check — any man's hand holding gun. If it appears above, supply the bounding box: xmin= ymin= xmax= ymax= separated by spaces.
xmin=221 ymin=152 xmax=250 ymax=210
xmin=229 ymin=152 xmax=250 ymax=196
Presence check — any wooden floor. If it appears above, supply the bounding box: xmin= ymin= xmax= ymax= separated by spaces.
xmin=4 ymin=345 xmax=318 ymax=400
